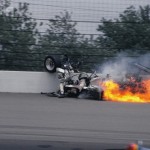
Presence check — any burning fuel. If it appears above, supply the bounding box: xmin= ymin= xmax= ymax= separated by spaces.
xmin=101 ymin=79 xmax=150 ymax=103
xmin=98 ymin=53 xmax=150 ymax=103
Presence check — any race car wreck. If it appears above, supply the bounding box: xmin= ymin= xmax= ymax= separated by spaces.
xmin=43 ymin=55 xmax=104 ymax=100
xmin=43 ymin=55 xmax=150 ymax=102
xmin=100 ymin=63 xmax=150 ymax=103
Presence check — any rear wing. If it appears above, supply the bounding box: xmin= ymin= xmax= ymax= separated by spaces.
xmin=134 ymin=63 xmax=150 ymax=74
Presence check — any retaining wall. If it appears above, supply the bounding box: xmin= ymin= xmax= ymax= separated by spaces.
xmin=0 ymin=71 xmax=150 ymax=93
xmin=0 ymin=71 xmax=59 ymax=93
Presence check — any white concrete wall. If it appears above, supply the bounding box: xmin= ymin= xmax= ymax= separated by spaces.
xmin=0 ymin=71 xmax=59 ymax=93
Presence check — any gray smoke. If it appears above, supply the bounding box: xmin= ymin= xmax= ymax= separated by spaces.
xmin=98 ymin=53 xmax=150 ymax=81
xmin=137 ymin=53 xmax=150 ymax=67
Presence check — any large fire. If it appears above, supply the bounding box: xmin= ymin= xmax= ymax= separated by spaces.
xmin=101 ymin=79 xmax=150 ymax=103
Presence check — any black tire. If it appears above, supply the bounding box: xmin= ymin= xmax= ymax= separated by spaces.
xmin=44 ymin=55 xmax=61 ymax=73
xmin=78 ymin=90 xmax=103 ymax=101
xmin=96 ymin=91 xmax=104 ymax=101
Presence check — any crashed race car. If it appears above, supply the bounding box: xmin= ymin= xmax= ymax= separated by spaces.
xmin=119 ymin=63 xmax=150 ymax=94
xmin=43 ymin=55 xmax=104 ymax=100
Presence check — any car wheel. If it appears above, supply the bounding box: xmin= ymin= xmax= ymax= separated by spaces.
xmin=44 ymin=55 xmax=61 ymax=73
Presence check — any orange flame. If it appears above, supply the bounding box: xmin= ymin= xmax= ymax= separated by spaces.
xmin=101 ymin=79 xmax=150 ymax=103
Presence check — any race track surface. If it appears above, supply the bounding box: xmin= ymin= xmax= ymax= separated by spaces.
xmin=0 ymin=93 xmax=150 ymax=150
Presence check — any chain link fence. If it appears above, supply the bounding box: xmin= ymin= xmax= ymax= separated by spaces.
xmin=0 ymin=0 xmax=150 ymax=71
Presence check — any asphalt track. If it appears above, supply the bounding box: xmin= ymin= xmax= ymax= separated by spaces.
xmin=0 ymin=93 xmax=150 ymax=150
